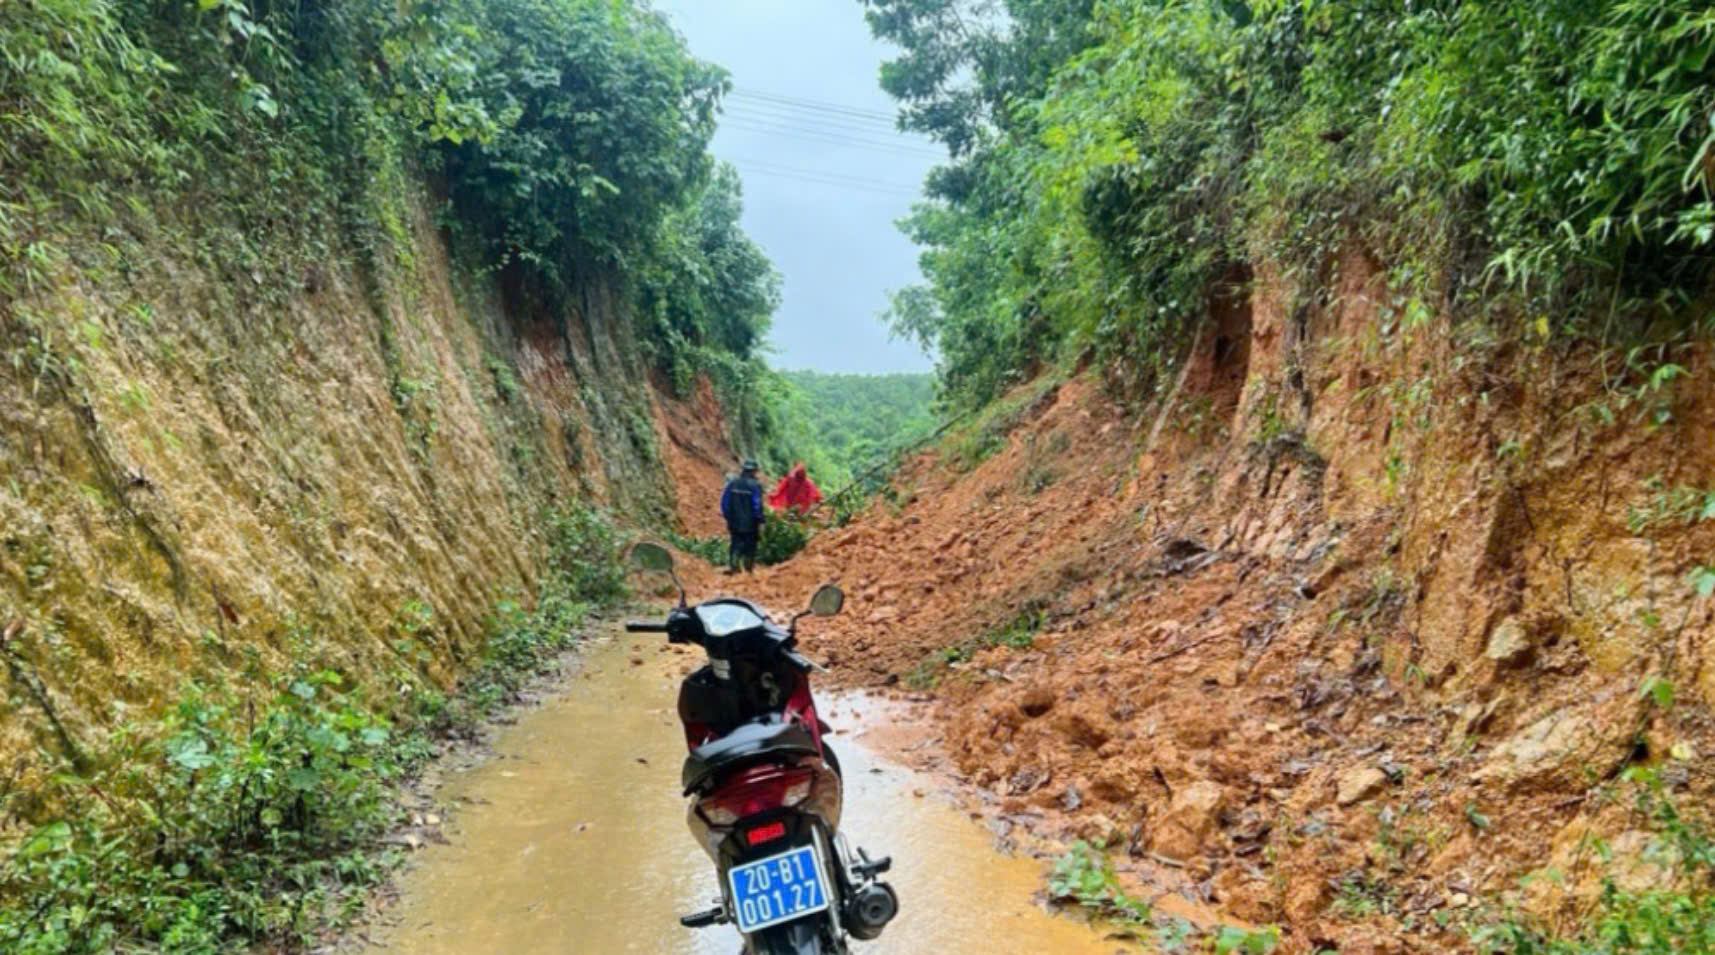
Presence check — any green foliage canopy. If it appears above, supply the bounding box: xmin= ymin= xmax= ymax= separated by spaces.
xmin=779 ymin=370 xmax=937 ymax=490
xmin=0 ymin=0 xmax=776 ymax=394
xmin=862 ymin=0 xmax=1715 ymax=409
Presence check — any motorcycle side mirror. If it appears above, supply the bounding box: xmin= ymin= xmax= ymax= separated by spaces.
xmin=808 ymin=584 xmax=844 ymax=617
xmin=629 ymin=542 xmax=675 ymax=572
xmin=789 ymin=583 xmax=844 ymax=637
xmin=628 ymin=542 xmax=685 ymax=607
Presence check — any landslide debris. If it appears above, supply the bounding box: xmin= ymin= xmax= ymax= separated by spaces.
xmin=668 ymin=315 xmax=1715 ymax=951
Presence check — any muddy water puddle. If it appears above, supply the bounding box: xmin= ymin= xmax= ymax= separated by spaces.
xmin=367 ymin=634 xmax=1123 ymax=954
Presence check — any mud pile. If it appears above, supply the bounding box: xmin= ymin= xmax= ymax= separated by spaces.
xmin=670 ymin=256 xmax=1715 ymax=951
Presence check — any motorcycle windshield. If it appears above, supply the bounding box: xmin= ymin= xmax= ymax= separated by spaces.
xmin=695 ymin=602 xmax=765 ymax=637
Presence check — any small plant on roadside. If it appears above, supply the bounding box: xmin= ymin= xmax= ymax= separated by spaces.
xmin=1213 ymin=925 xmax=1281 ymax=954
xmin=979 ymin=604 xmax=1046 ymax=650
xmin=666 ymin=516 xmax=814 ymax=569
xmin=1332 ymin=870 xmax=1396 ymax=918
xmin=545 ymin=504 xmax=627 ymax=604
xmin=1048 ymin=840 xmax=1153 ymax=925
xmin=902 ymin=657 xmax=942 ymax=691
xmin=664 ymin=530 xmax=729 ymax=566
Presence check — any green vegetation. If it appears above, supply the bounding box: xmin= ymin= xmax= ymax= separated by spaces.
xmin=0 ymin=0 xmax=778 ymax=440
xmin=667 ymin=514 xmax=816 ymax=569
xmin=0 ymin=506 xmax=624 ymax=954
xmin=1049 ymin=841 xmax=1280 ymax=952
xmin=937 ymin=372 xmax=1064 ymax=471
xmin=1049 ymin=839 xmax=1153 ymax=925
xmin=902 ymin=605 xmax=1046 ymax=688
xmin=777 ymin=371 xmax=938 ymax=488
xmin=1473 ymin=769 xmax=1715 ymax=953
xmin=980 ymin=605 xmax=1046 ymax=649
xmin=861 ymin=0 xmax=1715 ymax=410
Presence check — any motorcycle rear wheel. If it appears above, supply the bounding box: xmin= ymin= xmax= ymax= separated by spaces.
xmin=749 ymin=917 xmax=840 ymax=954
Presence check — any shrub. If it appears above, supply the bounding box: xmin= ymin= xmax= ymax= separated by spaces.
xmin=0 ymin=669 xmax=409 ymax=954
xmin=544 ymin=504 xmax=627 ymax=604
xmin=758 ymin=515 xmax=813 ymax=566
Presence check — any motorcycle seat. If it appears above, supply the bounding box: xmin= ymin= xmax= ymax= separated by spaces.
xmin=682 ymin=716 xmax=819 ymax=795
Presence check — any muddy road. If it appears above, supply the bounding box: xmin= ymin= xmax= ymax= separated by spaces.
xmin=364 ymin=632 xmax=1121 ymax=955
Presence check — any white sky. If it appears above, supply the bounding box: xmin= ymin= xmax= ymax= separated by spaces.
xmin=652 ymin=0 xmax=941 ymax=374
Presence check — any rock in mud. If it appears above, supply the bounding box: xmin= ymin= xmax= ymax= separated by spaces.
xmin=1006 ymin=767 xmax=1047 ymax=797
xmin=1335 ymin=766 xmax=1389 ymax=806
xmin=1060 ymin=783 xmax=1082 ymax=811
xmin=1485 ymin=616 xmax=1533 ymax=666
xmin=1475 ymin=710 xmax=1629 ymax=790
xmin=1150 ymin=780 xmax=1227 ymax=860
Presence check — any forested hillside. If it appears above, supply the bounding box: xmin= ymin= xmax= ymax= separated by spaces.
xmin=0 ymin=2 xmax=790 ymax=950
xmin=863 ymin=0 xmax=1714 ymax=408
xmin=779 ymin=370 xmax=937 ymax=490
xmin=3 ymin=0 xmax=783 ymax=410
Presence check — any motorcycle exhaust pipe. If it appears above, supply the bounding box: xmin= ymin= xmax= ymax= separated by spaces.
xmin=843 ymin=882 xmax=898 ymax=941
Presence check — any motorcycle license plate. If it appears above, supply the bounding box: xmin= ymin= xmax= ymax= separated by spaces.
xmin=727 ymin=843 xmax=830 ymax=933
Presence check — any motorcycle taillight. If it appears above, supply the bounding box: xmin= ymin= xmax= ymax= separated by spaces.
xmin=699 ymin=765 xmax=815 ymax=826
xmin=745 ymin=820 xmax=787 ymax=846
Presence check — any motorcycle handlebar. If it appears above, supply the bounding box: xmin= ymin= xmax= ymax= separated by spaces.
xmin=625 ymin=621 xmax=668 ymax=633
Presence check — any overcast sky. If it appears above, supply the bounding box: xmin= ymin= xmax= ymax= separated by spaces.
xmin=652 ymin=0 xmax=940 ymax=375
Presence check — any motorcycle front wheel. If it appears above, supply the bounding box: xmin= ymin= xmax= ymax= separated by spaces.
xmin=749 ymin=916 xmax=841 ymax=955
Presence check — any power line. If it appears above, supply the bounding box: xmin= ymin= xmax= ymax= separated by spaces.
xmin=722 ymin=121 xmax=941 ymax=159
xmin=733 ymin=168 xmax=918 ymax=199
xmin=738 ymin=173 xmax=916 ymax=199
xmin=732 ymin=87 xmax=899 ymax=125
xmin=727 ymin=95 xmax=902 ymax=133
xmin=722 ymin=118 xmax=944 ymax=160
xmin=725 ymin=102 xmax=918 ymax=141
xmin=728 ymin=161 xmax=919 ymax=199
xmin=729 ymin=156 xmax=921 ymax=195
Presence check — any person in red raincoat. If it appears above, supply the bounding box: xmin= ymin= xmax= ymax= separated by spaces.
xmin=766 ymin=463 xmax=822 ymax=514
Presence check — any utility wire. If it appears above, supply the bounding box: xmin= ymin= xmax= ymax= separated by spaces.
xmin=725 ymin=97 xmax=902 ymax=133
xmin=722 ymin=118 xmax=944 ymax=160
xmin=729 ymin=156 xmax=921 ymax=195
xmin=732 ymin=88 xmax=899 ymax=125
xmin=721 ymin=108 xmax=936 ymax=148
xmin=730 ymin=165 xmax=920 ymax=199
xmin=738 ymin=172 xmax=915 ymax=199
xmin=724 ymin=103 xmax=920 ymax=142
xmin=729 ymin=161 xmax=919 ymax=198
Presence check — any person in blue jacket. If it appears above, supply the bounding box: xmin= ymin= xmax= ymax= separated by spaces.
xmin=720 ymin=459 xmax=765 ymax=574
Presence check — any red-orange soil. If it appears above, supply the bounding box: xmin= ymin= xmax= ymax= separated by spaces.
xmin=653 ymin=270 xmax=1715 ymax=951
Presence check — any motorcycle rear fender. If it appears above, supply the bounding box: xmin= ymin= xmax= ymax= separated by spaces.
xmin=685 ymin=797 xmax=848 ymax=943
xmin=685 ymin=759 xmax=843 ymax=863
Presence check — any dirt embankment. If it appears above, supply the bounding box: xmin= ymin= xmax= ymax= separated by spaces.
xmin=654 ymin=373 xmax=741 ymax=539
xmin=667 ymin=257 xmax=1715 ymax=951
xmin=0 ymin=186 xmax=727 ymax=822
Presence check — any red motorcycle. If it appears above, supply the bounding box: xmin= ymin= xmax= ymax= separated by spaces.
xmin=626 ymin=543 xmax=897 ymax=955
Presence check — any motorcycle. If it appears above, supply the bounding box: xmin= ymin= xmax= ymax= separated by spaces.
xmin=625 ymin=542 xmax=898 ymax=955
